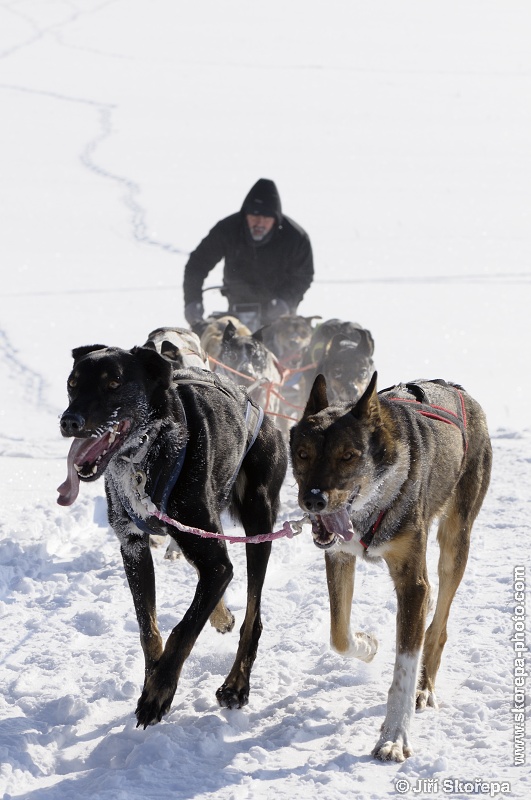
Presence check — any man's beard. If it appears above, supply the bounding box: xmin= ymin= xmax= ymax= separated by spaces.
xmin=249 ymin=226 xmax=268 ymax=241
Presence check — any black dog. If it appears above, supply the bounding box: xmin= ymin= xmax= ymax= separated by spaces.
xmin=217 ymin=320 xmax=282 ymax=388
xmin=302 ymin=319 xmax=375 ymax=404
xmin=57 ymin=344 xmax=287 ymax=727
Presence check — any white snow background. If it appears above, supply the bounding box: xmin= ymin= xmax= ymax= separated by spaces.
xmin=0 ymin=1 xmax=530 ymax=798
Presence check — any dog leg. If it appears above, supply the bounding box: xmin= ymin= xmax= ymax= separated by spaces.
xmin=135 ymin=543 xmax=234 ymax=728
xmin=120 ymin=535 xmax=164 ymax=677
xmin=164 ymin=538 xmax=182 ymax=560
xmin=418 ymin=506 xmax=471 ymax=710
xmin=419 ymin=432 xmax=492 ymax=710
xmin=325 ymin=550 xmax=378 ymax=661
xmin=209 ymin=598 xmax=236 ymax=634
xmin=216 ymin=540 xmax=272 ymax=709
xmin=373 ymin=543 xmax=430 ymax=762
xmin=215 ymin=422 xmax=286 ymax=708
xmin=184 ymin=556 xmax=235 ymax=634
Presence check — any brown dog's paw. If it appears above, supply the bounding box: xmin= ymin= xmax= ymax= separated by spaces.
xmin=372 ymin=737 xmax=413 ymax=763
xmin=215 ymin=681 xmax=249 ymax=709
xmin=416 ymin=688 xmax=439 ymax=710
xmin=372 ymin=720 xmax=414 ymax=762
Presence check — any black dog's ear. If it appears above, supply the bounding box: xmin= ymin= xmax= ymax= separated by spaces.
xmin=252 ymin=328 xmax=264 ymax=343
xmin=132 ymin=346 xmax=173 ymax=389
xmin=303 ymin=374 xmax=329 ymax=417
xmin=357 ymin=329 xmax=375 ymax=357
xmin=351 ymin=371 xmax=379 ymax=421
xmin=222 ymin=320 xmax=237 ymax=342
xmin=72 ymin=344 xmax=107 ymax=363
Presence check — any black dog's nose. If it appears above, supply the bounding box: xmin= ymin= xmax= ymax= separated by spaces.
xmin=60 ymin=412 xmax=86 ymax=436
xmin=303 ymin=490 xmax=328 ymax=514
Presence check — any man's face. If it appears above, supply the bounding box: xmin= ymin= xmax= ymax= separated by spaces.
xmin=246 ymin=214 xmax=276 ymax=242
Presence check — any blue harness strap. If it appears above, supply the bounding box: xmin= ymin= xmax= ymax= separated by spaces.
xmin=120 ymin=392 xmax=264 ymax=534
xmin=222 ymin=400 xmax=264 ymax=501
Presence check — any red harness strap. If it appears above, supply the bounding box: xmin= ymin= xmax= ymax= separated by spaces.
xmin=359 ymin=383 xmax=468 ymax=550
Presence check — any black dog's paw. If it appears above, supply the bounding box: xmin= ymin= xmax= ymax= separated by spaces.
xmin=135 ymin=694 xmax=171 ymax=729
xmin=135 ymin=674 xmax=177 ymax=729
xmin=215 ymin=681 xmax=249 ymax=709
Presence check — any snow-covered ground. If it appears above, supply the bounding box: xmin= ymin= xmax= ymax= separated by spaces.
xmin=0 ymin=2 xmax=529 ymax=798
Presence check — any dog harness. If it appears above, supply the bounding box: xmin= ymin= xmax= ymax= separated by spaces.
xmin=380 ymin=379 xmax=468 ymax=450
xmin=359 ymin=380 xmax=468 ymax=550
xmin=117 ymin=375 xmax=264 ymax=536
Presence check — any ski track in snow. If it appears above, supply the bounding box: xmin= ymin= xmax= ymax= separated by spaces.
xmin=1 ymin=0 xmax=186 ymax=260
xmin=0 ymin=330 xmax=52 ymax=413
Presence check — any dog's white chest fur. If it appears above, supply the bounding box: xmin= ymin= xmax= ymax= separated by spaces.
xmin=107 ymin=424 xmax=162 ymax=524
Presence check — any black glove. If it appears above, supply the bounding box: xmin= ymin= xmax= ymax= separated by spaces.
xmin=184 ymin=301 xmax=204 ymax=326
xmin=266 ymin=298 xmax=290 ymax=322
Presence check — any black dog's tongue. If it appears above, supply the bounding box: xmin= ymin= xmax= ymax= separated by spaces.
xmin=57 ymin=438 xmax=96 ymax=506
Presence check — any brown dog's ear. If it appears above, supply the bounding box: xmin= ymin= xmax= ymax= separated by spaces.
xmin=351 ymin=371 xmax=379 ymax=421
xmin=72 ymin=345 xmax=107 ymax=363
xmin=132 ymin=346 xmax=173 ymax=389
xmin=303 ymin=373 xmax=329 ymax=417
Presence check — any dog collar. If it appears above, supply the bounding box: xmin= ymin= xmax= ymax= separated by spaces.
xmin=359 ymin=510 xmax=387 ymax=550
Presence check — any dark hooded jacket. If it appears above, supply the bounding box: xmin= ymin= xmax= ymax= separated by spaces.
xmin=183 ymin=179 xmax=314 ymax=312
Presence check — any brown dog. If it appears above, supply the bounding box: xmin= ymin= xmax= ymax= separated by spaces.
xmin=290 ymin=372 xmax=492 ymax=761
xmin=200 ymin=315 xmax=252 ymax=361
xmin=260 ymin=314 xmax=321 ymax=368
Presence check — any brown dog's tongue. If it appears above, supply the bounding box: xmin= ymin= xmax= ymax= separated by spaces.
xmin=321 ymin=509 xmax=355 ymax=541
xmin=57 ymin=438 xmax=91 ymax=506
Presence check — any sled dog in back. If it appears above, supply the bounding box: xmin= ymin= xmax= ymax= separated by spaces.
xmin=301 ymin=319 xmax=375 ymax=405
xmin=290 ymin=372 xmax=492 ymax=761
xmin=143 ymin=326 xmax=209 ymax=369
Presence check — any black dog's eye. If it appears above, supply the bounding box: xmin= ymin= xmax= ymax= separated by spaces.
xmin=68 ymin=378 xmax=77 ymax=389
xmin=297 ymin=449 xmax=308 ymax=460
